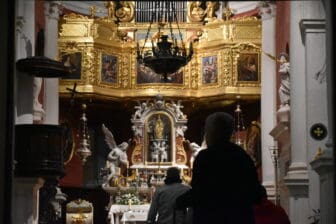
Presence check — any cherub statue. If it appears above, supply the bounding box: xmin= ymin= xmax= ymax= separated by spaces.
xmin=133 ymin=100 xmax=148 ymax=120
xmin=171 ymin=100 xmax=184 ymax=119
xmin=151 ymin=141 xmax=168 ymax=162
xmin=102 ymin=124 xmax=129 ymax=186
xmin=188 ymin=1 xmax=206 ymax=22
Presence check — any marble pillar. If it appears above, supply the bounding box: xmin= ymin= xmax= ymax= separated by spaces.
xmin=15 ymin=0 xmax=35 ymax=124
xmin=43 ymin=1 xmax=60 ymax=125
xmin=284 ymin=1 xmax=326 ymax=223
xmin=310 ymin=0 xmax=335 ymax=223
xmin=12 ymin=178 xmax=44 ymax=224
xmin=260 ymin=11 xmax=276 ymax=200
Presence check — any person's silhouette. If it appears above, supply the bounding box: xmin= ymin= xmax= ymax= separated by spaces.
xmin=177 ymin=112 xmax=260 ymax=224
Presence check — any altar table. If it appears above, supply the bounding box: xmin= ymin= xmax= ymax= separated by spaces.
xmin=108 ymin=204 xmax=150 ymax=224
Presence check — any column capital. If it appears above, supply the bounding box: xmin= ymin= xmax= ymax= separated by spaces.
xmin=44 ymin=1 xmax=61 ymax=21
xmin=300 ymin=19 xmax=326 ymax=45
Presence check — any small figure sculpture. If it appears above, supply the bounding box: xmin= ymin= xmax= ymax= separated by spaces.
xmin=278 ymin=53 xmax=290 ymax=106
xmin=151 ymin=141 xmax=168 ymax=162
xmin=176 ymin=125 xmax=187 ymax=138
xmin=171 ymin=100 xmax=184 ymax=119
xmin=205 ymin=1 xmax=219 ymax=22
xmin=154 ymin=115 xmax=164 ymax=139
xmin=188 ymin=1 xmax=206 ymax=22
xmin=105 ymin=1 xmax=116 ymax=20
xmin=102 ymin=124 xmax=129 ymax=186
xmin=133 ymin=101 xmax=147 ymax=119
xmin=33 ymin=77 xmax=44 ymax=121
xmin=189 ymin=140 xmax=206 ymax=168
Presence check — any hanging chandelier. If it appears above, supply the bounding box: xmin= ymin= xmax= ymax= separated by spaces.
xmin=136 ymin=1 xmax=193 ymax=81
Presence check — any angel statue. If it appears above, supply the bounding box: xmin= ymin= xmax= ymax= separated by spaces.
xmin=189 ymin=140 xmax=207 ymax=169
xmin=102 ymin=124 xmax=129 ymax=186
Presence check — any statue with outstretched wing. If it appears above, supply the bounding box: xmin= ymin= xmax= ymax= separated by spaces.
xmin=101 ymin=124 xmax=129 ymax=186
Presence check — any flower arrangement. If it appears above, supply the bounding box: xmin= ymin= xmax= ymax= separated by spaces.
xmin=115 ymin=192 xmax=142 ymax=205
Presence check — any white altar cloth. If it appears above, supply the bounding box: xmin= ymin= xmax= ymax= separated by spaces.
xmin=108 ymin=204 xmax=150 ymax=224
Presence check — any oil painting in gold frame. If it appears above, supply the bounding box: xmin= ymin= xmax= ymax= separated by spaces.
xmin=202 ymin=55 xmax=218 ymax=84
xmin=237 ymin=53 xmax=259 ymax=82
xmin=60 ymin=52 xmax=82 ymax=80
xmin=101 ymin=54 xmax=118 ymax=84
xmin=136 ymin=62 xmax=183 ymax=84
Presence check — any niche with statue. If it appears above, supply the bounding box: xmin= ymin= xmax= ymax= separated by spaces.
xmin=101 ymin=95 xmax=200 ymax=208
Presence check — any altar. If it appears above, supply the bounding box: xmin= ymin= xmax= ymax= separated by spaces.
xmin=101 ymin=95 xmax=201 ymax=224
xmin=108 ymin=204 xmax=150 ymax=224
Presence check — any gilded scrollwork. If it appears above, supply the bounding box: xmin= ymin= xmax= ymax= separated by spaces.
xmin=190 ymin=57 xmax=199 ymax=89
xmin=120 ymin=53 xmax=130 ymax=88
xmin=187 ymin=1 xmax=206 ymax=22
xmin=83 ymin=47 xmax=96 ymax=84
xmin=222 ymin=49 xmax=232 ymax=86
xmin=115 ymin=1 xmax=135 ymax=23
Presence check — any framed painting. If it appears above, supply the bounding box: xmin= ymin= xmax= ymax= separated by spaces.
xmin=237 ymin=53 xmax=259 ymax=82
xmin=61 ymin=52 xmax=82 ymax=80
xmin=202 ymin=55 xmax=218 ymax=84
xmin=101 ymin=54 xmax=118 ymax=83
xmin=136 ymin=62 xmax=183 ymax=84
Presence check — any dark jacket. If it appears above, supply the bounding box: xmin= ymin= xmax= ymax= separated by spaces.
xmin=147 ymin=182 xmax=191 ymax=224
xmin=177 ymin=141 xmax=260 ymax=224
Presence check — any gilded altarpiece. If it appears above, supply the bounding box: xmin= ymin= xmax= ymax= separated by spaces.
xmin=58 ymin=4 xmax=262 ymax=100
xmin=129 ymin=95 xmax=188 ymax=169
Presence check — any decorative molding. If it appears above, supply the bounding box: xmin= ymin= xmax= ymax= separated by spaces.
xmin=284 ymin=162 xmax=309 ymax=198
xmin=299 ymin=19 xmax=325 ymax=45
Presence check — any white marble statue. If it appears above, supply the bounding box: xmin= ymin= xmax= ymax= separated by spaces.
xmin=151 ymin=141 xmax=168 ymax=162
xmin=189 ymin=140 xmax=207 ymax=168
xmin=133 ymin=101 xmax=147 ymax=119
xmin=278 ymin=53 xmax=290 ymax=106
xmin=33 ymin=77 xmax=45 ymax=121
xmin=102 ymin=124 xmax=129 ymax=185
xmin=171 ymin=100 xmax=184 ymax=119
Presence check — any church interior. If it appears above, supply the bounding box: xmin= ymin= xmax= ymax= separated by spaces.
xmin=0 ymin=1 xmax=335 ymax=224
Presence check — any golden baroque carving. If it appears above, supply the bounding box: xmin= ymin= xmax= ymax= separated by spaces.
xmin=105 ymin=1 xmax=117 ymax=21
xmin=72 ymin=46 xmax=94 ymax=85
xmin=120 ymin=54 xmax=130 ymax=88
xmin=187 ymin=1 xmax=206 ymax=22
xmin=190 ymin=57 xmax=199 ymax=89
xmin=115 ymin=1 xmax=135 ymax=22
xmin=222 ymin=49 xmax=231 ymax=86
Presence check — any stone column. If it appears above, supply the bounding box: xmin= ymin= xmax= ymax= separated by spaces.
xmin=284 ymin=1 xmax=327 ymax=223
xmin=310 ymin=0 xmax=335 ymax=223
xmin=12 ymin=178 xmax=44 ymax=224
xmin=43 ymin=1 xmax=60 ymax=125
xmin=15 ymin=0 xmax=35 ymax=124
xmin=301 ymin=18 xmax=327 ymax=215
xmin=260 ymin=10 xmax=276 ymax=200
